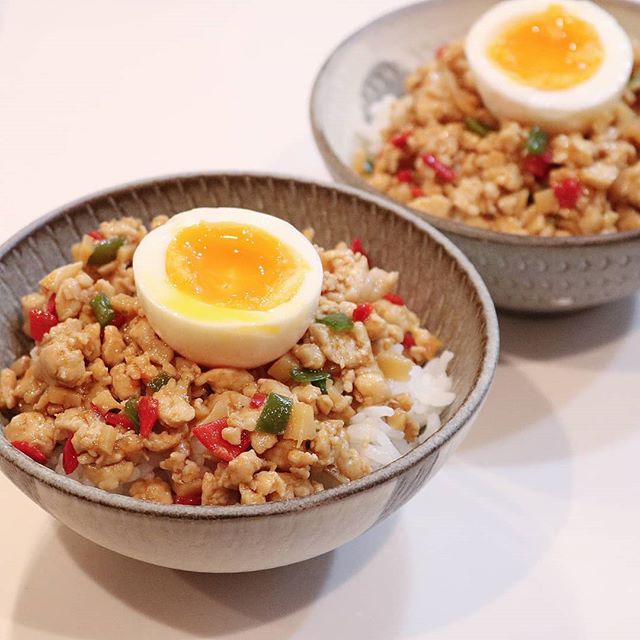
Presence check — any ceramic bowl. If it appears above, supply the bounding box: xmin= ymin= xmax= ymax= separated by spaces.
xmin=310 ymin=0 xmax=640 ymax=313
xmin=0 ymin=173 xmax=498 ymax=572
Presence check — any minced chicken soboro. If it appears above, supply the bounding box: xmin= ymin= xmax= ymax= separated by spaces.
xmin=0 ymin=216 xmax=454 ymax=506
xmin=354 ymin=40 xmax=640 ymax=236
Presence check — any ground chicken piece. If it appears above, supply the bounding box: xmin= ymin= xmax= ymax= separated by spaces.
xmin=238 ymin=484 xmax=267 ymax=504
xmin=0 ymin=368 xmax=17 ymax=410
xmin=248 ymin=470 xmax=288 ymax=501
xmin=411 ymin=194 xmax=452 ymax=218
xmin=34 ymin=385 xmax=83 ymax=412
xmin=373 ymin=299 xmax=420 ymax=334
xmin=226 ymin=450 xmax=263 ymax=486
xmin=308 ymin=322 xmax=374 ymax=369
xmin=227 ymin=406 xmax=260 ymax=431
xmin=262 ymin=439 xmax=296 ymax=470
xmin=71 ymin=413 xmax=118 ymax=456
xmin=109 ymin=293 xmax=138 ymax=316
xmin=292 ymin=343 xmax=326 ymax=369
xmin=201 ymin=468 xmax=238 ymax=506
xmin=98 ymin=216 xmax=147 ymax=244
xmin=13 ymin=367 xmax=46 ymax=406
xmin=335 ymin=447 xmax=371 ymax=481
xmin=110 ymin=362 xmax=140 ymax=400
xmin=39 ymin=262 xmax=84 ymax=293
xmin=256 ymin=378 xmax=294 ymax=398
xmin=35 ymin=342 xmax=87 ymax=389
xmin=250 ymin=431 xmax=278 ymax=455
xmin=129 ymin=477 xmax=173 ymax=504
xmin=127 ymin=318 xmax=174 ymax=365
xmin=196 ymin=368 xmax=255 ymax=394
xmin=89 ymin=358 xmax=112 ymax=387
xmin=354 ymin=366 xmax=392 ymax=406
xmin=10 ymin=356 xmax=31 ymax=378
xmin=579 ymin=162 xmax=619 ymax=189
xmin=145 ymin=430 xmax=185 ymax=452
xmin=288 ymin=449 xmax=319 ymax=468
xmin=5 ymin=412 xmax=56 ymax=457
xmin=54 ymin=407 xmax=91 ymax=441
xmin=151 ymin=214 xmax=169 ymax=229
xmin=83 ymin=461 xmax=134 ymax=491
xmin=154 ymin=379 xmax=196 ymax=428
xmin=102 ymin=325 xmax=126 ymax=366
xmin=279 ymin=472 xmax=323 ymax=498
xmin=610 ymin=162 xmax=640 ymax=208
xmin=54 ymin=272 xmax=94 ymax=321
xmin=292 ymin=383 xmax=322 ymax=406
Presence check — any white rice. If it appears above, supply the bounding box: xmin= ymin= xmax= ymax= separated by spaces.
xmin=356 ymin=93 xmax=411 ymax=156
xmin=346 ymin=350 xmax=456 ymax=469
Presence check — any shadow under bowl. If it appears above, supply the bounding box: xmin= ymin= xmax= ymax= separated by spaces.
xmin=0 ymin=172 xmax=498 ymax=572
xmin=310 ymin=0 xmax=640 ymax=313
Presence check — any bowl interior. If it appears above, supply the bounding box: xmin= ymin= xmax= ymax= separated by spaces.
xmin=0 ymin=174 xmax=493 ymax=448
xmin=311 ymin=0 xmax=640 ymax=237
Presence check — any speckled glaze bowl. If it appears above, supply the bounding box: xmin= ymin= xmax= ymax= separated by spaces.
xmin=310 ymin=0 xmax=640 ymax=313
xmin=0 ymin=173 xmax=498 ymax=572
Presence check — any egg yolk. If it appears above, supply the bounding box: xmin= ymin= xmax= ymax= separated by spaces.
xmin=165 ymin=222 xmax=303 ymax=311
xmin=487 ymin=4 xmax=603 ymax=90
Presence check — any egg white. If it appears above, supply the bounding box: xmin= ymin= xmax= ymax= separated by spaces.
xmin=465 ymin=0 xmax=633 ymax=132
xmin=133 ymin=207 xmax=323 ymax=369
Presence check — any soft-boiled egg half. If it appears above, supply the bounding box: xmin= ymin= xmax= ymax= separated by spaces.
xmin=133 ymin=208 xmax=323 ymax=369
xmin=465 ymin=0 xmax=633 ymax=132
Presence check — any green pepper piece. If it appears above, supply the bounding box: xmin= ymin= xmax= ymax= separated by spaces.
xmin=88 ymin=236 xmax=126 ymax=266
xmin=464 ymin=116 xmax=492 ymax=137
xmin=316 ymin=312 xmax=354 ymax=333
xmin=255 ymin=393 xmax=293 ymax=434
xmin=525 ymin=126 xmax=548 ymax=156
xmin=363 ymin=158 xmax=374 ymax=173
xmin=147 ymin=371 xmax=171 ymax=393
xmin=629 ymin=70 xmax=640 ymax=91
xmin=290 ymin=368 xmax=331 ymax=395
xmin=124 ymin=397 xmax=140 ymax=430
xmin=90 ymin=293 xmax=115 ymax=327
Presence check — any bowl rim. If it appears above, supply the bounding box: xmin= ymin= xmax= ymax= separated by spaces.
xmin=0 ymin=171 xmax=499 ymax=521
xmin=309 ymin=0 xmax=640 ymax=248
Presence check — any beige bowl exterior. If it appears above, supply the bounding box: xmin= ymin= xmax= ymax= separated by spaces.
xmin=0 ymin=173 xmax=498 ymax=572
xmin=310 ymin=0 xmax=640 ymax=313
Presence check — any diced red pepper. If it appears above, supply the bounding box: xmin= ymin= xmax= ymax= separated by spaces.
xmin=402 ymin=332 xmax=416 ymax=349
xmin=523 ymin=150 xmax=553 ymax=178
xmin=138 ymin=396 xmax=159 ymax=438
xmin=352 ymin=303 xmax=374 ymax=322
xmin=11 ymin=440 xmax=48 ymax=465
xmin=175 ymin=494 xmax=202 ymax=505
xmin=391 ymin=131 xmax=411 ymax=149
xmin=90 ymin=403 xmax=107 ymax=417
xmin=249 ymin=393 xmax=267 ymax=409
xmin=29 ymin=308 xmax=58 ymax=342
xmin=383 ymin=293 xmax=405 ymax=306
xmin=396 ymin=169 xmax=414 ymax=183
xmin=192 ymin=418 xmax=251 ymax=462
xmin=411 ymin=186 xmax=424 ymax=198
xmin=553 ymin=177 xmax=582 ymax=209
xmin=104 ymin=411 xmax=136 ymax=430
xmin=46 ymin=294 xmax=57 ymax=315
xmin=111 ymin=312 xmax=127 ymax=328
xmin=422 ymin=154 xmax=456 ymax=182
xmin=87 ymin=230 xmax=105 ymax=240
xmin=350 ymin=238 xmax=371 ymax=264
xmin=62 ymin=438 xmax=79 ymax=474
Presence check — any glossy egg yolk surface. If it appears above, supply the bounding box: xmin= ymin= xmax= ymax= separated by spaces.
xmin=165 ymin=221 xmax=302 ymax=312
xmin=487 ymin=4 xmax=603 ymax=90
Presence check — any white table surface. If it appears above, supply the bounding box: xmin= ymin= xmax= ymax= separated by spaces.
xmin=1 ymin=1 xmax=639 ymax=638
